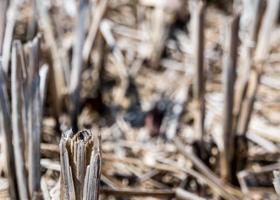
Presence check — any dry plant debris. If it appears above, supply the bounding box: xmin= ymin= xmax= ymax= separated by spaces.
xmin=0 ymin=0 xmax=280 ymax=199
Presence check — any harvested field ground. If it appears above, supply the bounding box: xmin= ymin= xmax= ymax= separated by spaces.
xmin=0 ymin=0 xmax=280 ymax=199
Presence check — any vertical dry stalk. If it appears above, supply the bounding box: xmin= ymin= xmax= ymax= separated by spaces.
xmin=192 ymin=1 xmax=205 ymax=142
xmin=0 ymin=0 xmax=8 ymax=55
xmin=230 ymin=2 xmax=264 ymax=179
xmin=0 ymin=36 xmax=44 ymax=200
xmin=60 ymin=129 xmax=101 ymax=200
xmin=37 ymin=0 xmax=66 ymax=115
xmin=69 ymin=0 xmax=89 ymax=129
xmin=220 ymin=14 xmax=240 ymax=182
xmin=233 ymin=0 xmax=262 ymax=129
xmin=0 ymin=63 xmax=17 ymax=199
xmin=11 ymin=41 xmax=29 ymax=200
xmin=27 ymin=36 xmax=42 ymax=199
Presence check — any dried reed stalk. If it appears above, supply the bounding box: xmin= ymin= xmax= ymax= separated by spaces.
xmin=231 ymin=3 xmax=263 ymax=176
xmin=220 ymin=14 xmax=240 ymax=183
xmin=0 ymin=0 xmax=8 ymax=55
xmin=233 ymin=0 xmax=262 ymax=131
xmin=27 ymin=36 xmax=42 ymax=199
xmin=192 ymin=1 xmax=206 ymax=142
xmin=83 ymin=0 xmax=108 ymax=63
xmin=37 ymin=0 xmax=66 ymax=115
xmin=175 ymin=188 xmax=207 ymax=200
xmin=0 ymin=62 xmax=17 ymax=199
xmin=69 ymin=0 xmax=89 ymax=129
xmin=11 ymin=40 xmax=29 ymax=200
xmin=237 ymin=0 xmax=280 ymax=137
xmin=60 ymin=129 xmax=101 ymax=200
xmin=233 ymin=3 xmax=280 ymax=178
xmin=0 ymin=35 xmax=44 ymax=199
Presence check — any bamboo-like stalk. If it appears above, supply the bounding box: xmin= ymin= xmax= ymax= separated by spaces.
xmin=60 ymin=129 xmax=101 ymax=200
xmin=11 ymin=40 xmax=29 ymax=200
xmin=192 ymin=1 xmax=206 ymax=142
xmin=220 ymin=14 xmax=240 ymax=183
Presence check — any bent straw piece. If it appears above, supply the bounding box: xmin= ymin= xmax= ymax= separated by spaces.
xmin=83 ymin=0 xmax=108 ymax=63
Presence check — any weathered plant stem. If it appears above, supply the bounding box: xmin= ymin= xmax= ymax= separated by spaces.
xmin=83 ymin=0 xmax=108 ymax=63
xmin=0 ymin=64 xmax=18 ymax=199
xmin=0 ymin=0 xmax=8 ymax=55
xmin=220 ymin=14 xmax=240 ymax=183
xmin=192 ymin=1 xmax=206 ymax=142
xmin=27 ymin=36 xmax=42 ymax=199
xmin=69 ymin=0 xmax=89 ymax=130
xmin=11 ymin=40 xmax=29 ymax=200
xmin=60 ymin=129 xmax=101 ymax=200
xmin=37 ymin=0 xmax=66 ymax=115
